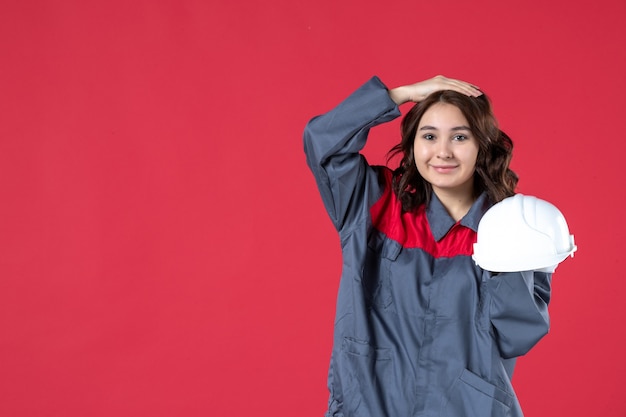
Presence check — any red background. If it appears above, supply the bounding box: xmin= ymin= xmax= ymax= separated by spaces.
xmin=1 ymin=0 xmax=625 ymax=415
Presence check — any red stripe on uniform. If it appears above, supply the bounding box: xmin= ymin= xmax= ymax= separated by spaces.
xmin=370 ymin=169 xmax=476 ymax=258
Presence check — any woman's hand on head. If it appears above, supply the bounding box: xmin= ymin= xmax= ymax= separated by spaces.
xmin=388 ymin=75 xmax=482 ymax=105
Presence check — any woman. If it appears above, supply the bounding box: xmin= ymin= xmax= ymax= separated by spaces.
xmin=304 ymin=75 xmax=551 ymax=417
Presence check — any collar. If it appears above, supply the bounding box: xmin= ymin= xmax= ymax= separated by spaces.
xmin=426 ymin=191 xmax=492 ymax=241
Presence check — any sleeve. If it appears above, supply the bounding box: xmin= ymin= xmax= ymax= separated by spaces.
xmin=303 ymin=76 xmax=401 ymax=235
xmin=485 ymin=270 xmax=552 ymax=359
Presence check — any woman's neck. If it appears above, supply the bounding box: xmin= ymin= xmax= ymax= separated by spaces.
xmin=433 ymin=187 xmax=476 ymax=222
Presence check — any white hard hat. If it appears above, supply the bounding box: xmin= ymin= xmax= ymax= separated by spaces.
xmin=472 ymin=194 xmax=577 ymax=273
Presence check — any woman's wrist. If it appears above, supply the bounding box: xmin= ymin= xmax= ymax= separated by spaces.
xmin=388 ymin=86 xmax=409 ymax=105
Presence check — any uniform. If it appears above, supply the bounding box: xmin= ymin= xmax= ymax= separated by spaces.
xmin=303 ymin=76 xmax=552 ymax=417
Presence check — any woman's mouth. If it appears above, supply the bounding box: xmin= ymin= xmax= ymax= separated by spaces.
xmin=431 ymin=165 xmax=458 ymax=173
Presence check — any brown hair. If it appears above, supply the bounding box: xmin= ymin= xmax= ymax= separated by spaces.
xmin=388 ymin=90 xmax=518 ymax=212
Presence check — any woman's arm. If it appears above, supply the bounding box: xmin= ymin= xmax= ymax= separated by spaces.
xmin=303 ymin=76 xmax=400 ymax=234
xmin=485 ymin=271 xmax=552 ymax=359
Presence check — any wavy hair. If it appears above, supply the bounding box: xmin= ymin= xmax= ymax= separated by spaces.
xmin=388 ymin=90 xmax=518 ymax=212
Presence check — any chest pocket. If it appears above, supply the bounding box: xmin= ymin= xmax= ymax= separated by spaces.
xmin=362 ymin=233 xmax=402 ymax=309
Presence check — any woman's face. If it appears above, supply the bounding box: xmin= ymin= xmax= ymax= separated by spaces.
xmin=413 ymin=102 xmax=479 ymax=198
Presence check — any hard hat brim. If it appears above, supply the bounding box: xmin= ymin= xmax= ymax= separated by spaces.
xmin=472 ymin=245 xmax=577 ymax=273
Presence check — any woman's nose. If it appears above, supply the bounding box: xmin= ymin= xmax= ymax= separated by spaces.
xmin=436 ymin=141 xmax=452 ymax=159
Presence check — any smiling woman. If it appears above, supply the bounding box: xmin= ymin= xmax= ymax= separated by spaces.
xmin=304 ymin=75 xmax=550 ymax=417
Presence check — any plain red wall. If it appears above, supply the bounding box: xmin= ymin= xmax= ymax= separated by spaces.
xmin=1 ymin=0 xmax=625 ymax=415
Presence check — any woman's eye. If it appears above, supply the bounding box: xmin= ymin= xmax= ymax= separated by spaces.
xmin=453 ymin=134 xmax=468 ymax=141
xmin=423 ymin=134 xmax=435 ymax=140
